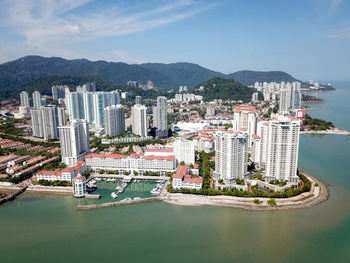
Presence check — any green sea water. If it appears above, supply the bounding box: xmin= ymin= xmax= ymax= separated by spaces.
xmin=1 ymin=82 xmax=350 ymax=263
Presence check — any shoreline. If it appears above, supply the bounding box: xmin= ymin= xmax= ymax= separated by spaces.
xmin=0 ymin=173 xmax=329 ymax=211
xmin=162 ymin=173 xmax=328 ymax=211
xmin=300 ymin=128 xmax=350 ymax=135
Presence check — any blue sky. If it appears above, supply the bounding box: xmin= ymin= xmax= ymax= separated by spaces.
xmin=0 ymin=0 xmax=349 ymax=80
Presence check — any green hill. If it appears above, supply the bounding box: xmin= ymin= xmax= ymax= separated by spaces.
xmin=192 ymin=77 xmax=261 ymax=102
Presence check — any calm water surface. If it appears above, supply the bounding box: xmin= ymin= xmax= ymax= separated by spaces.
xmin=1 ymin=82 xmax=350 ymax=263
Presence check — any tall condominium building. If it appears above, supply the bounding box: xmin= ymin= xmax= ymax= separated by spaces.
xmin=251 ymin=120 xmax=269 ymax=168
xmin=31 ymin=105 xmax=59 ymax=140
xmin=41 ymin=105 xmax=59 ymax=140
xmin=173 ymin=138 xmax=195 ymax=165
xmin=66 ymin=90 xmax=120 ymax=127
xmin=214 ymin=131 xmax=248 ymax=184
xmin=232 ymin=105 xmax=257 ymax=147
xmin=279 ymin=82 xmax=301 ymax=114
xmin=132 ymin=104 xmax=148 ymax=137
xmin=104 ymin=105 xmax=125 ymax=136
xmin=290 ymin=82 xmax=301 ymax=110
xmin=20 ymin=91 xmax=30 ymax=107
xmin=59 ymin=119 xmax=90 ymax=166
xmin=52 ymin=85 xmax=68 ymax=100
xmin=251 ymin=92 xmax=259 ymax=102
xmin=76 ymin=82 xmax=96 ymax=93
xmin=32 ymin=91 xmax=42 ymax=109
xmin=278 ymin=85 xmax=291 ymax=114
xmin=57 ymin=107 xmax=66 ymax=127
xmin=135 ymin=96 xmax=142 ymax=105
xmin=154 ymin=96 xmax=168 ymax=138
xmin=31 ymin=109 xmax=44 ymax=138
xmin=265 ymin=116 xmax=300 ymax=182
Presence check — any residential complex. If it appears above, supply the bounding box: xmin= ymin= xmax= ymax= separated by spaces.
xmin=31 ymin=105 xmax=59 ymax=140
xmin=173 ymin=138 xmax=195 ymax=165
xmin=214 ymin=131 xmax=248 ymax=184
xmin=58 ymin=119 xmax=90 ymax=166
xmin=154 ymin=96 xmax=168 ymax=138
xmin=32 ymin=91 xmax=42 ymax=109
xmin=104 ymin=104 xmax=125 ymax=136
xmin=132 ymin=104 xmax=148 ymax=137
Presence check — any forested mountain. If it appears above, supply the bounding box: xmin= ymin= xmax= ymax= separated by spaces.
xmin=0 ymin=55 xmax=332 ymax=100
xmin=227 ymin=70 xmax=297 ymax=86
xmin=139 ymin=62 xmax=225 ymax=89
xmin=192 ymin=77 xmax=261 ymax=102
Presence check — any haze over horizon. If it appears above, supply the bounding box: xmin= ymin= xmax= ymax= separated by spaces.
xmin=0 ymin=0 xmax=349 ymax=81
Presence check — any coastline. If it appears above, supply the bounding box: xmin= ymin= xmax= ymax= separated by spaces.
xmin=162 ymin=173 xmax=328 ymax=211
xmin=0 ymin=173 xmax=329 ymax=211
xmin=300 ymin=128 xmax=350 ymax=135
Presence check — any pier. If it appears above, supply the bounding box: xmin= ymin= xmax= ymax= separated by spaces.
xmin=0 ymin=185 xmax=27 ymax=205
xmin=77 ymin=196 xmax=162 ymax=210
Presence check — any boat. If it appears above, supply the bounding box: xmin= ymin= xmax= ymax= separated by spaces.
xmin=111 ymin=192 xmax=118 ymax=198
xmin=150 ymin=187 xmax=161 ymax=195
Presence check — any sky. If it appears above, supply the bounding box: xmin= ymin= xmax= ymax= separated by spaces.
xmin=0 ymin=0 xmax=349 ymax=81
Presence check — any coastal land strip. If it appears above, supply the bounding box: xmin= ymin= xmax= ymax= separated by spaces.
xmin=0 ymin=173 xmax=329 ymax=211
xmin=163 ymin=173 xmax=328 ymax=211
xmin=300 ymin=128 xmax=350 ymax=135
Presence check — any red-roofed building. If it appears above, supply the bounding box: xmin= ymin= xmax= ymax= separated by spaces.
xmin=36 ymin=162 xmax=86 ymax=182
xmin=172 ymin=165 xmax=203 ymax=190
xmin=85 ymin=152 xmax=176 ymax=174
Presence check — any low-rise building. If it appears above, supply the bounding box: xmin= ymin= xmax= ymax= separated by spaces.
xmin=36 ymin=162 xmax=86 ymax=182
xmin=85 ymin=153 xmax=176 ymax=174
xmin=172 ymin=165 xmax=203 ymax=190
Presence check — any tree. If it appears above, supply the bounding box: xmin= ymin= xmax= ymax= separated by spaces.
xmin=267 ymin=199 xmax=277 ymax=206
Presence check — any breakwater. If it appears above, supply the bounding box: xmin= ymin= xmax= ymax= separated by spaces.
xmin=77 ymin=196 xmax=162 ymax=210
xmin=0 ymin=186 xmax=27 ymax=205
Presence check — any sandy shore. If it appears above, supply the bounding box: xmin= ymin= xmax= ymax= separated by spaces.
xmin=163 ymin=173 xmax=328 ymax=211
xmin=300 ymin=128 xmax=350 ymax=135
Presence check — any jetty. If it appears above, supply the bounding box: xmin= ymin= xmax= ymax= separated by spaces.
xmin=77 ymin=196 xmax=162 ymax=210
xmin=0 ymin=185 xmax=27 ymax=205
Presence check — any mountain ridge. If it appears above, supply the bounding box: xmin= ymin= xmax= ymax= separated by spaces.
xmin=0 ymin=55 xmax=333 ymax=98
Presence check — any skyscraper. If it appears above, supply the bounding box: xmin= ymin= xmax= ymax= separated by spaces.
xmin=132 ymin=104 xmax=148 ymax=137
xmin=31 ymin=109 xmax=44 ymax=138
xmin=265 ymin=116 xmax=300 ymax=182
xmin=173 ymin=138 xmax=195 ymax=165
xmin=57 ymin=107 xmax=66 ymax=127
xmin=214 ymin=131 xmax=248 ymax=184
xmin=52 ymin=85 xmax=68 ymax=100
xmin=41 ymin=105 xmax=59 ymax=140
xmin=290 ymin=82 xmax=301 ymax=110
xmin=32 ymin=91 xmax=42 ymax=109
xmin=66 ymin=90 xmax=120 ymax=127
xmin=59 ymin=119 xmax=90 ymax=167
xmin=232 ymin=105 xmax=257 ymax=147
xmin=154 ymin=96 xmax=168 ymax=138
xmin=104 ymin=105 xmax=125 ymax=136
xmin=31 ymin=105 xmax=59 ymax=140
xmin=135 ymin=96 xmax=142 ymax=105
xmin=20 ymin=91 xmax=30 ymax=107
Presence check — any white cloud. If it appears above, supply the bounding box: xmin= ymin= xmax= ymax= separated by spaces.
xmin=328 ymin=0 xmax=343 ymax=16
xmin=0 ymin=0 xmax=216 ymax=62
xmin=64 ymin=25 xmax=81 ymax=33
xmin=327 ymin=27 xmax=350 ymax=38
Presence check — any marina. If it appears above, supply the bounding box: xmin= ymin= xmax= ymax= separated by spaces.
xmin=77 ymin=174 xmax=169 ymax=206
